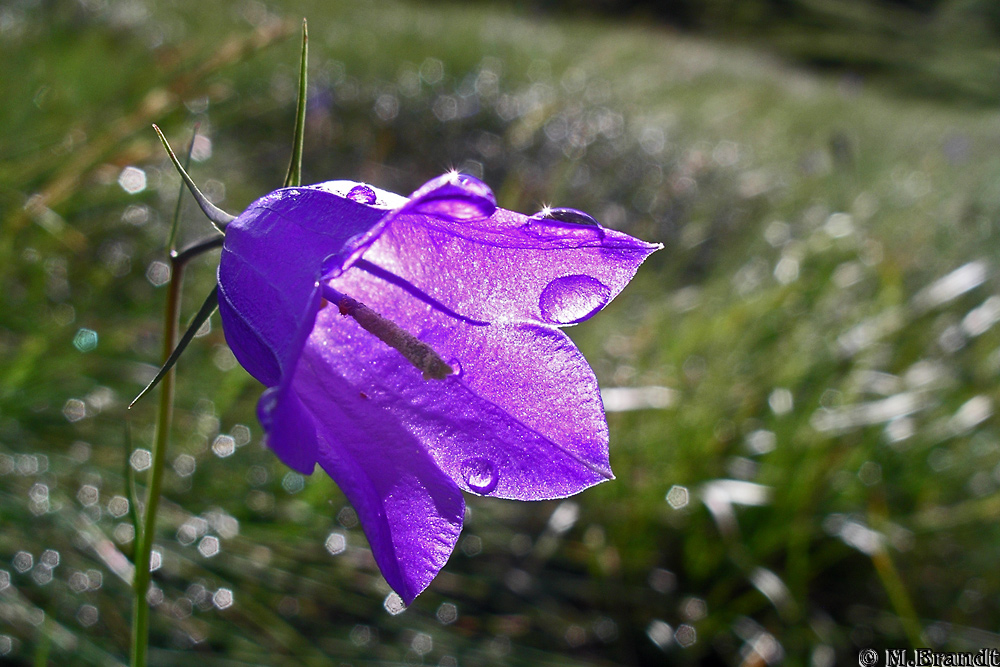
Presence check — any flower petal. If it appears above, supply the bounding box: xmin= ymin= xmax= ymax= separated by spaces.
xmin=218 ymin=186 xmax=391 ymax=385
xmin=317 ymin=267 xmax=613 ymax=500
xmin=291 ymin=341 xmax=466 ymax=603
xmin=342 ymin=175 xmax=660 ymax=327
xmin=218 ymin=174 xmax=659 ymax=604
xmin=256 ymin=385 xmax=317 ymax=474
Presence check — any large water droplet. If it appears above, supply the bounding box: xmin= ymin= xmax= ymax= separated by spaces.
xmin=539 ymin=274 xmax=612 ymax=324
xmin=346 ymin=184 xmax=377 ymax=205
xmin=408 ymin=173 xmax=496 ymax=222
xmin=461 ymin=457 xmax=499 ymax=495
xmin=526 ymin=207 xmax=605 ymax=242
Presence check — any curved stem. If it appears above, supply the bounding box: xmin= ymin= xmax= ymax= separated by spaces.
xmin=129 ymin=238 xmax=222 ymax=409
xmin=175 ymin=235 xmax=224 ymax=264
xmin=130 ymin=256 xmax=185 ymax=667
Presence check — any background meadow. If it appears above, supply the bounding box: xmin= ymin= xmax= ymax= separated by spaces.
xmin=3 ymin=0 xmax=1000 ymax=664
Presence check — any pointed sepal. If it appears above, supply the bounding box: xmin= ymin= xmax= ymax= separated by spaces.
xmin=129 ymin=285 xmax=220 ymax=408
xmin=152 ymin=124 xmax=235 ymax=232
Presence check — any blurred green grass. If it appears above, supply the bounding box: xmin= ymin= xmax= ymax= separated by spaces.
xmin=3 ymin=0 xmax=1000 ymax=665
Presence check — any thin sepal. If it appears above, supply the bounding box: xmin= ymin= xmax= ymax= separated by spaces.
xmin=282 ymin=18 xmax=308 ymax=188
xmin=166 ymin=125 xmax=200 ymax=252
xmin=129 ymin=285 xmax=220 ymax=408
xmin=152 ymin=124 xmax=235 ymax=232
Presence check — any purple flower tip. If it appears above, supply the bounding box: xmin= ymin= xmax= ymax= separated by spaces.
xmin=217 ymin=174 xmax=660 ymax=603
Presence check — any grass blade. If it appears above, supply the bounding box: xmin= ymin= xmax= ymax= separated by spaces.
xmin=283 ymin=18 xmax=308 ymax=188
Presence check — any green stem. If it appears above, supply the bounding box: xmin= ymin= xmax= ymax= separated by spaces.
xmin=130 ymin=254 xmax=185 ymax=667
xmin=871 ymin=546 xmax=924 ymax=648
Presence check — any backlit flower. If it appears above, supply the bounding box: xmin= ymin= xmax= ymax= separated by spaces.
xmin=217 ymin=173 xmax=659 ymax=603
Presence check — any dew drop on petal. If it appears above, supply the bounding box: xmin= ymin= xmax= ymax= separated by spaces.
xmin=539 ymin=274 xmax=612 ymax=324
xmin=410 ymin=174 xmax=496 ymax=222
xmin=535 ymin=207 xmax=599 ymax=227
xmin=460 ymin=457 xmax=499 ymax=495
xmin=526 ymin=208 xmax=605 ymax=241
xmin=419 ymin=195 xmax=494 ymax=222
xmin=346 ymin=184 xmax=377 ymax=205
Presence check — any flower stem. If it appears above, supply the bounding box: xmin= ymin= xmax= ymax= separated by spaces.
xmin=130 ymin=254 xmax=185 ymax=667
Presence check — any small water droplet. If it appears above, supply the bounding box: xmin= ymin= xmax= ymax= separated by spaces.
xmin=346 ymin=184 xmax=377 ymax=205
xmin=539 ymin=274 xmax=611 ymax=324
xmin=535 ymin=207 xmax=599 ymax=226
xmin=461 ymin=457 xmax=499 ymax=495
xmin=526 ymin=207 xmax=605 ymax=241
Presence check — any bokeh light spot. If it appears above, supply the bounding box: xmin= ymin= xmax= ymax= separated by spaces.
xmin=72 ymin=328 xmax=98 ymax=352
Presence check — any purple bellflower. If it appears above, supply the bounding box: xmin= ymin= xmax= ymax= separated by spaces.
xmin=217 ymin=172 xmax=660 ymax=603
